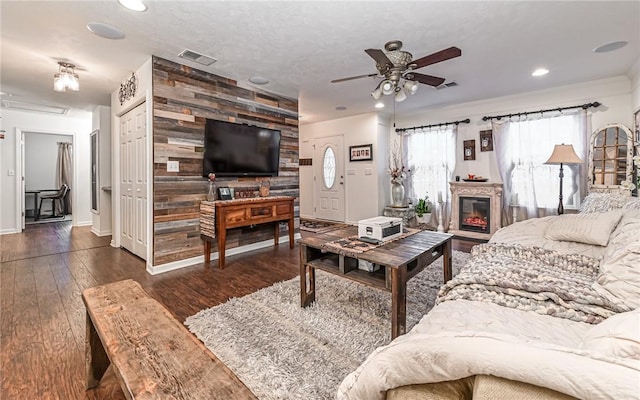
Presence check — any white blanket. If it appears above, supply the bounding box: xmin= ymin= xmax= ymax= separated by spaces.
xmin=337 ymin=300 xmax=640 ymax=400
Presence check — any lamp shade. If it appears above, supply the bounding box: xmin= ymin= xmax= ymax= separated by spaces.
xmin=381 ymin=80 xmax=395 ymax=95
xmin=544 ymin=144 xmax=583 ymax=165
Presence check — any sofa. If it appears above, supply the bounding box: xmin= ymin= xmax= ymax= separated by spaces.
xmin=337 ymin=193 xmax=640 ymax=400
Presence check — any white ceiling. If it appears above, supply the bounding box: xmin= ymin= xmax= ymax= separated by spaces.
xmin=1 ymin=1 xmax=638 ymax=124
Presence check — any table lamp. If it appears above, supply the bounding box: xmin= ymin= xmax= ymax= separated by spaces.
xmin=544 ymin=144 xmax=583 ymax=214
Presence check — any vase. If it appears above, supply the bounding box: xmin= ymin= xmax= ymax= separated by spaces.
xmin=416 ymin=213 xmax=431 ymax=225
xmin=207 ymin=181 xmax=216 ymax=201
xmin=391 ymin=180 xmax=405 ymax=207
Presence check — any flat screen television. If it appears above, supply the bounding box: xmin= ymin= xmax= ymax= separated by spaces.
xmin=202 ymin=119 xmax=281 ymax=177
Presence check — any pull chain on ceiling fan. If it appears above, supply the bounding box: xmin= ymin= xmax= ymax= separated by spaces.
xmin=332 ymin=40 xmax=462 ymax=102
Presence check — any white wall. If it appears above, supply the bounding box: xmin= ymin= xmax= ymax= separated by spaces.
xmin=0 ymin=109 xmax=92 ymax=234
xmin=630 ymin=59 xmax=640 ymax=112
xmin=91 ymin=106 xmax=112 ymax=236
xmin=299 ymin=113 xmax=390 ymax=223
xmin=24 ymin=132 xmax=72 ymax=214
xmin=396 ymin=76 xmax=634 ymax=183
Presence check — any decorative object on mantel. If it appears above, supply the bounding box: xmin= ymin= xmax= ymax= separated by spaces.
xmin=415 ymin=193 xmax=432 ymax=224
xmin=436 ymin=191 xmax=445 ymax=232
xmin=480 ymin=130 xmax=493 ymax=151
xmin=463 ymin=174 xmax=488 ymax=182
xmin=259 ymin=180 xmax=270 ymax=197
xmin=206 ymin=173 xmax=216 ymax=201
xmin=463 ymin=140 xmax=475 ymax=161
xmin=118 ymin=72 xmax=137 ymax=105
xmin=544 ymin=143 xmax=583 ymax=215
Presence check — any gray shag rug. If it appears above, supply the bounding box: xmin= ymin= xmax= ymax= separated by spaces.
xmin=185 ymin=250 xmax=471 ymax=400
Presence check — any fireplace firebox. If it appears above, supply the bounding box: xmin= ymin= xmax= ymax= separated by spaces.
xmin=459 ymin=197 xmax=490 ymax=233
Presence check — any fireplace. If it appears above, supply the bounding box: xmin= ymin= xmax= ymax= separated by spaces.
xmin=449 ymin=182 xmax=503 ymax=240
xmin=459 ymin=197 xmax=490 ymax=233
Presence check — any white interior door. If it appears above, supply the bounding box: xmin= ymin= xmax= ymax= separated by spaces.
xmin=119 ymin=102 xmax=147 ymax=259
xmin=313 ymin=135 xmax=345 ymax=221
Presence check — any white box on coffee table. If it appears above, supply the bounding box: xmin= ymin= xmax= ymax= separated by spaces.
xmin=357 ymin=216 xmax=403 ymax=243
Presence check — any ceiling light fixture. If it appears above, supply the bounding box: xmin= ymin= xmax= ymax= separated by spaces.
xmin=86 ymin=22 xmax=125 ymax=40
xmin=370 ymin=77 xmax=419 ymax=102
xmin=53 ymin=62 xmax=79 ymax=92
xmin=249 ymin=76 xmax=269 ymax=85
xmin=531 ymin=68 xmax=549 ymax=77
xmin=336 ymin=106 xmax=347 ymax=111
xmin=374 ymin=102 xmax=385 ymax=109
xmin=118 ymin=0 xmax=147 ymax=12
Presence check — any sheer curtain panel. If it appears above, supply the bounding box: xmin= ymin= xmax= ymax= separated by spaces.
xmin=56 ymin=142 xmax=73 ymax=214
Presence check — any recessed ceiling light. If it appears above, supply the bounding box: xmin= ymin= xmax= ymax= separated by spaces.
xmin=86 ymin=22 xmax=125 ymax=40
xmin=374 ymin=102 xmax=384 ymax=109
xmin=249 ymin=76 xmax=269 ymax=85
xmin=531 ymin=68 xmax=549 ymax=77
xmin=118 ymin=0 xmax=147 ymax=12
xmin=336 ymin=106 xmax=347 ymax=111
xmin=593 ymin=41 xmax=628 ymax=53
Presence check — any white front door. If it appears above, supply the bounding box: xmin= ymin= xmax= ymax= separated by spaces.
xmin=314 ymin=135 xmax=345 ymax=221
xmin=120 ymin=102 xmax=147 ymax=259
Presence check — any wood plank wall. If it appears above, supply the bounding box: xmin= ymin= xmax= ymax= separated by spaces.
xmin=152 ymin=57 xmax=299 ymax=266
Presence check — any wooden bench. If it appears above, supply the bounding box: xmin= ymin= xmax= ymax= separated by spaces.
xmin=82 ymin=279 xmax=256 ymax=399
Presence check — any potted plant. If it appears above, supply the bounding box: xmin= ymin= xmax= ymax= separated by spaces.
xmin=415 ymin=194 xmax=432 ymax=224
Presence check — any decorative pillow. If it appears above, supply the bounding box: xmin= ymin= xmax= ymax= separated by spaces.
xmin=579 ymin=192 xmax=630 ymax=213
xmin=624 ymin=197 xmax=640 ymax=210
xmin=593 ymin=211 xmax=640 ymax=309
xmin=580 ymin=309 xmax=640 ymax=360
xmin=544 ymin=209 xmax=623 ymax=246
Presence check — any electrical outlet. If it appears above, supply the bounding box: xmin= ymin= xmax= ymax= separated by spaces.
xmin=364 ymin=168 xmax=373 ymax=175
xmin=167 ymin=161 xmax=179 ymax=172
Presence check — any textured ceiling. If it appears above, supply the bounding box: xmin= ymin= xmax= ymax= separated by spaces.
xmin=1 ymin=1 xmax=638 ymax=124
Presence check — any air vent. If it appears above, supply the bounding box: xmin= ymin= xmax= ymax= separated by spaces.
xmin=1 ymin=100 xmax=69 ymax=115
xmin=178 ymin=49 xmax=217 ymax=66
xmin=436 ymin=81 xmax=458 ymax=90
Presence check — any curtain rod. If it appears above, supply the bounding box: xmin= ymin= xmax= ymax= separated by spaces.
xmin=481 ymin=101 xmax=601 ymax=122
xmin=395 ymin=118 xmax=470 ymax=134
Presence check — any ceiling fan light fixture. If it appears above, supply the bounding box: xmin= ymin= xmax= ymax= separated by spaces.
xmin=371 ymin=86 xmax=382 ymax=100
xmin=403 ymin=80 xmax=418 ymax=95
xmin=394 ymin=88 xmax=407 ymax=102
xmin=381 ymin=80 xmax=395 ymax=95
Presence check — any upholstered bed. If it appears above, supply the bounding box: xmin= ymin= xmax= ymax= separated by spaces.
xmin=337 ymin=193 xmax=640 ymax=400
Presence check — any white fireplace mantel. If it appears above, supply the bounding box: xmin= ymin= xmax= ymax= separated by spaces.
xmin=449 ymin=182 xmax=503 ymax=240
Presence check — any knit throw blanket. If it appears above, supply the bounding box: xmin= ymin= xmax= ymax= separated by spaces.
xmin=437 ymin=243 xmax=631 ymax=324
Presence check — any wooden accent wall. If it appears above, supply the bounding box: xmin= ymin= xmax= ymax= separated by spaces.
xmin=152 ymin=57 xmax=299 ymax=266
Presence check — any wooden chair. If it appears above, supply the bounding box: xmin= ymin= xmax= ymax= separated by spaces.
xmin=36 ymin=184 xmax=69 ymax=220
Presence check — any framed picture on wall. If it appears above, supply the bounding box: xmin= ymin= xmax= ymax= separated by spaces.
xmin=463 ymin=140 xmax=476 ymax=161
xmin=349 ymin=144 xmax=373 ymax=161
xmin=480 ymin=130 xmax=493 ymax=152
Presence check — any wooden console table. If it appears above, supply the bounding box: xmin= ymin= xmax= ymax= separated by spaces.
xmin=200 ymin=196 xmax=295 ymax=269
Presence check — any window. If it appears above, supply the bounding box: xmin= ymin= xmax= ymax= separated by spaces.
xmin=405 ymin=127 xmax=457 ymax=207
xmin=503 ymin=114 xmax=586 ymax=213
xmin=322 ymin=146 xmax=336 ymax=189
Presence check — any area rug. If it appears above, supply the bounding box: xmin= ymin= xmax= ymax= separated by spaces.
xmin=299 ymin=218 xmax=350 ymax=233
xmin=185 ymin=250 xmax=471 ymax=400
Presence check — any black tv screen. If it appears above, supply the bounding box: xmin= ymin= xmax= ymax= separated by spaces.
xmin=202 ymin=119 xmax=281 ymax=177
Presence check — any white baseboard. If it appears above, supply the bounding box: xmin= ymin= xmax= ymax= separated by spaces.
xmin=0 ymin=228 xmax=19 ymax=235
xmin=75 ymin=220 xmax=93 ymax=227
xmin=90 ymin=227 xmax=112 ymax=237
xmin=146 ymin=233 xmax=302 ymax=275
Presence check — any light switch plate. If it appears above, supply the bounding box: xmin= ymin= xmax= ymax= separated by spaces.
xmin=8 ymin=169 xmax=15 ymax=176
xmin=346 ymin=169 xmax=356 ymax=175
xmin=167 ymin=161 xmax=179 ymax=172
xmin=364 ymin=168 xmax=373 ymax=175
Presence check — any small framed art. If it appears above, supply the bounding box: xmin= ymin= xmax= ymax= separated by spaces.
xmin=349 ymin=144 xmax=373 ymax=162
xmin=463 ymin=140 xmax=476 ymax=161
xmin=217 ymin=187 xmax=233 ymax=200
xmin=480 ymin=130 xmax=493 ymax=152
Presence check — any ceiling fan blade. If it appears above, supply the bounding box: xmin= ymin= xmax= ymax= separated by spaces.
xmin=331 ymin=73 xmax=378 ymax=83
xmin=406 ymin=73 xmax=446 ymax=87
xmin=411 ymin=46 xmax=462 ymax=69
xmin=365 ymin=48 xmax=393 ymax=70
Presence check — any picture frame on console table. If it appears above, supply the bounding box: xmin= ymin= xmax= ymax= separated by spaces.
xmin=349 ymin=144 xmax=373 ymax=162
xmin=217 ymin=187 xmax=232 ymax=200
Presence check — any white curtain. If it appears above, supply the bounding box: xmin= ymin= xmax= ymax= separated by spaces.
xmin=56 ymin=142 xmax=73 ymax=214
xmin=403 ymin=126 xmax=457 ymax=228
xmin=493 ymin=111 xmax=588 ymax=224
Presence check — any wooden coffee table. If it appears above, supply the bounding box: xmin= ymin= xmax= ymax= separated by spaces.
xmin=299 ymin=227 xmax=453 ymax=339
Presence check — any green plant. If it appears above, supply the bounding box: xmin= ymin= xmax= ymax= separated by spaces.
xmin=415 ymin=194 xmax=432 ymax=217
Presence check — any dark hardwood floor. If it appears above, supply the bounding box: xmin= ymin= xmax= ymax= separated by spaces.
xmin=0 ymin=221 xmax=478 ymax=399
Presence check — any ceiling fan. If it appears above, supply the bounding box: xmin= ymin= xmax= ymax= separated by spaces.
xmin=332 ymin=40 xmax=461 ymax=102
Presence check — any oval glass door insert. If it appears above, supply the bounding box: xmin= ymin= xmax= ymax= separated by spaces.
xmin=323 ymin=147 xmax=336 ymax=188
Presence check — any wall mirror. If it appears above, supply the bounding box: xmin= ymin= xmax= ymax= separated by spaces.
xmin=588 ymin=124 xmax=635 ymax=193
